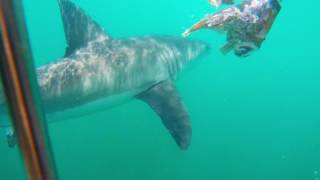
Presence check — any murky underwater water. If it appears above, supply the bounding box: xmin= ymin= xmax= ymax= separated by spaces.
xmin=1 ymin=0 xmax=320 ymax=179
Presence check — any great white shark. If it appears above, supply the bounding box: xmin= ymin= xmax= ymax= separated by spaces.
xmin=0 ymin=0 xmax=209 ymax=150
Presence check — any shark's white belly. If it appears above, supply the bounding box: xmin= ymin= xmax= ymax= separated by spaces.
xmin=46 ymin=87 xmax=143 ymax=123
xmin=0 ymin=87 xmax=145 ymax=127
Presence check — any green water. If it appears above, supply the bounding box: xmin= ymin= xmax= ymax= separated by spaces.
xmin=1 ymin=0 xmax=320 ymax=179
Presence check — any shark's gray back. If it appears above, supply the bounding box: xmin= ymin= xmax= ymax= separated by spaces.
xmin=1 ymin=0 xmax=210 ymax=150
xmin=37 ymin=36 xmax=178 ymax=112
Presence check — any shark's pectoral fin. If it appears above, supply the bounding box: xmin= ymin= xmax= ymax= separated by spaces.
xmin=58 ymin=0 xmax=111 ymax=56
xmin=136 ymin=81 xmax=192 ymax=150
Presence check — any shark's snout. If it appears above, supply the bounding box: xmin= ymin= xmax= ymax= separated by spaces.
xmin=155 ymin=36 xmax=210 ymax=62
xmin=187 ymin=40 xmax=210 ymax=60
xmin=170 ymin=37 xmax=210 ymax=62
xmin=154 ymin=37 xmax=210 ymax=79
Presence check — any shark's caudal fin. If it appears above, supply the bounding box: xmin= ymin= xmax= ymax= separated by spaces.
xmin=136 ymin=81 xmax=192 ymax=150
xmin=58 ymin=0 xmax=111 ymax=56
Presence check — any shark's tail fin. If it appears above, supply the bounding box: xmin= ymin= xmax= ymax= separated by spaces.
xmin=57 ymin=0 xmax=111 ymax=56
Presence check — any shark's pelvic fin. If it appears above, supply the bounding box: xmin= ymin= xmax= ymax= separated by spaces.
xmin=136 ymin=81 xmax=192 ymax=150
xmin=58 ymin=0 xmax=111 ymax=56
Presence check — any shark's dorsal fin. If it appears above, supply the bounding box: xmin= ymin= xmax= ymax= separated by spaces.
xmin=58 ymin=0 xmax=111 ymax=56
xmin=136 ymin=81 xmax=192 ymax=150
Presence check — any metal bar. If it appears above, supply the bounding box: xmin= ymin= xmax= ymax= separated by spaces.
xmin=0 ymin=0 xmax=58 ymax=179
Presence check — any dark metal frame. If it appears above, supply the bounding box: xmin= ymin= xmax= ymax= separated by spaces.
xmin=0 ymin=0 xmax=58 ymax=179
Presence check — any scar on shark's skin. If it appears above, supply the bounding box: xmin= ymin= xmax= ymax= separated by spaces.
xmin=183 ymin=0 xmax=282 ymax=57
xmin=0 ymin=0 xmax=210 ymax=150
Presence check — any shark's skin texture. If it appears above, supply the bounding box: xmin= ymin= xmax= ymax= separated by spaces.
xmin=37 ymin=35 xmax=208 ymax=114
xmin=0 ymin=0 xmax=209 ymax=150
